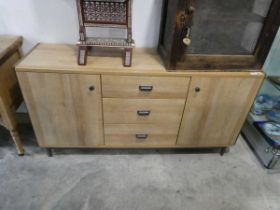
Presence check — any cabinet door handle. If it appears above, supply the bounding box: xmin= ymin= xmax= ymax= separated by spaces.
xmin=195 ymin=87 xmax=200 ymax=92
xmin=89 ymin=86 xmax=95 ymax=91
xmin=136 ymin=134 xmax=148 ymax=140
xmin=139 ymin=85 xmax=153 ymax=92
xmin=137 ymin=110 xmax=151 ymax=116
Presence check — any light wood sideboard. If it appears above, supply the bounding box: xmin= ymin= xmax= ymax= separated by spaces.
xmin=15 ymin=44 xmax=264 ymax=155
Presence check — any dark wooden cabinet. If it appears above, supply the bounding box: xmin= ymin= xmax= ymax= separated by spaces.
xmin=158 ymin=0 xmax=280 ymax=70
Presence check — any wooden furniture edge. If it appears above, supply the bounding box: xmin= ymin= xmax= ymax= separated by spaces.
xmin=0 ymin=36 xmax=23 ymax=65
xmin=16 ymin=68 xmax=265 ymax=78
xmin=178 ymin=54 xmax=258 ymax=70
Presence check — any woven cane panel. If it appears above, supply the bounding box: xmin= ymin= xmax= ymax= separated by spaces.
xmin=82 ymin=0 xmax=128 ymax=25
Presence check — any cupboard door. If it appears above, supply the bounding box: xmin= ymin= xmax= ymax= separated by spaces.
xmin=177 ymin=75 xmax=264 ymax=147
xmin=17 ymin=72 xmax=104 ymax=147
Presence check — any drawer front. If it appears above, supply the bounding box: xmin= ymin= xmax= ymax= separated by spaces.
xmin=105 ymin=124 xmax=178 ymax=146
xmin=102 ymin=75 xmax=190 ymax=98
xmin=103 ymin=98 xmax=185 ymax=124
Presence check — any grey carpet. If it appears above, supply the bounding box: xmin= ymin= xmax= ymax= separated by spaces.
xmin=0 ymin=124 xmax=279 ymax=210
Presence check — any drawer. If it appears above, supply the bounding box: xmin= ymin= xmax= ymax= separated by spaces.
xmin=102 ymin=75 xmax=190 ymax=98
xmin=104 ymin=124 xmax=178 ymax=146
xmin=103 ymin=98 xmax=185 ymax=124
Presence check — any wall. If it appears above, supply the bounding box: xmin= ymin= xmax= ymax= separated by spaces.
xmin=0 ymin=0 xmax=163 ymax=54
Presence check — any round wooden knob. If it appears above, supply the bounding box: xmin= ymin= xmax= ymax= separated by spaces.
xmin=183 ymin=38 xmax=191 ymax=46
xmin=89 ymin=86 xmax=95 ymax=91
xmin=195 ymin=87 xmax=201 ymax=92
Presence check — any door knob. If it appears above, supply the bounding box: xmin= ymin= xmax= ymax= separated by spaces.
xmin=89 ymin=86 xmax=95 ymax=91
xmin=195 ymin=87 xmax=200 ymax=92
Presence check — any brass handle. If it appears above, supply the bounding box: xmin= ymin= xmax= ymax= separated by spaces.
xmin=89 ymin=86 xmax=95 ymax=91
xmin=137 ymin=110 xmax=151 ymax=116
xmin=136 ymin=134 xmax=148 ymax=140
xmin=139 ymin=85 xmax=153 ymax=92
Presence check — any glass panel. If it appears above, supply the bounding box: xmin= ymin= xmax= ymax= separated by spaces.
xmin=264 ymin=28 xmax=280 ymax=76
xmin=187 ymin=0 xmax=272 ymax=55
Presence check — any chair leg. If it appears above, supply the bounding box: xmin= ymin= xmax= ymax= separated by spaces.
xmin=78 ymin=46 xmax=88 ymax=65
xmin=123 ymin=48 xmax=133 ymax=67
xmin=10 ymin=129 xmax=24 ymax=156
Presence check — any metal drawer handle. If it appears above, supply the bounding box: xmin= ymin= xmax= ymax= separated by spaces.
xmin=139 ymin=85 xmax=153 ymax=92
xmin=137 ymin=110 xmax=151 ymax=116
xmin=136 ymin=134 xmax=148 ymax=140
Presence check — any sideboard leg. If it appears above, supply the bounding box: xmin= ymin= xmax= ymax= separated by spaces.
xmin=46 ymin=148 xmax=53 ymax=157
xmin=220 ymin=147 xmax=227 ymax=156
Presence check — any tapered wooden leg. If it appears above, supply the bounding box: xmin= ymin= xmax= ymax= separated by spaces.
xmin=78 ymin=46 xmax=88 ymax=65
xmin=123 ymin=48 xmax=133 ymax=67
xmin=10 ymin=129 xmax=24 ymax=156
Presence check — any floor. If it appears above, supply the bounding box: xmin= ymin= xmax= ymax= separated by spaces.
xmin=0 ymin=124 xmax=279 ymax=210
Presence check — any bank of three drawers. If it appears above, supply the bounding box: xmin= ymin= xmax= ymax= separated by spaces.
xmin=102 ymin=75 xmax=190 ymax=147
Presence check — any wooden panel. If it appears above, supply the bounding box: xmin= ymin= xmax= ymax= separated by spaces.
xmin=102 ymin=75 xmax=190 ymax=98
xmin=103 ymin=98 xmax=185 ymax=124
xmin=177 ymin=75 xmax=264 ymax=147
xmin=0 ymin=36 xmax=22 ymax=63
xmin=177 ymin=55 xmax=258 ymax=70
xmin=105 ymin=124 xmax=178 ymax=146
xmin=17 ymin=72 xmax=104 ymax=147
xmin=255 ymin=0 xmax=280 ymax=67
xmin=0 ymin=51 xmax=22 ymax=109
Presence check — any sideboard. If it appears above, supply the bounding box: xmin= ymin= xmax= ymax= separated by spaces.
xmin=15 ymin=44 xmax=264 ymax=156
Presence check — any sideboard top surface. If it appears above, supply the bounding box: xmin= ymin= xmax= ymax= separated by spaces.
xmin=16 ymin=43 xmax=264 ymax=77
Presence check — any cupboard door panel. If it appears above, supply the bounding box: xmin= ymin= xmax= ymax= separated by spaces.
xmin=17 ymin=72 xmax=104 ymax=147
xmin=177 ymin=75 xmax=264 ymax=147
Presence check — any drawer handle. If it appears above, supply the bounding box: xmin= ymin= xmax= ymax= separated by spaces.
xmin=136 ymin=134 xmax=148 ymax=140
xmin=139 ymin=85 xmax=153 ymax=92
xmin=195 ymin=87 xmax=200 ymax=92
xmin=137 ymin=110 xmax=151 ymax=116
